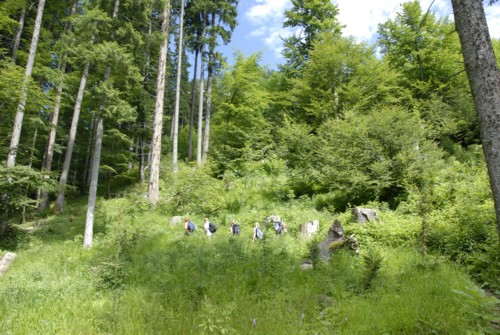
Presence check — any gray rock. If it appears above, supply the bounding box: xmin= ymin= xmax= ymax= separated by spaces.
xmin=300 ymin=220 xmax=319 ymax=238
xmin=0 ymin=252 xmax=17 ymax=275
xmin=351 ymin=207 xmax=379 ymax=223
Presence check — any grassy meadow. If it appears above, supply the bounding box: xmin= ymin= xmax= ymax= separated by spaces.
xmin=0 ymin=162 xmax=499 ymax=334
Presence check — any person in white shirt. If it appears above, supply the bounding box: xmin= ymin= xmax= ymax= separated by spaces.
xmin=204 ymin=217 xmax=212 ymax=238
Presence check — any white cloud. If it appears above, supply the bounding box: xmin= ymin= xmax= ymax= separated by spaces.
xmin=238 ymin=0 xmax=500 ymax=68
xmin=246 ymin=0 xmax=289 ymax=25
xmin=336 ymin=0 xmax=500 ymax=42
xmin=244 ymin=0 xmax=292 ymax=60
xmin=336 ymin=0 xmax=454 ymax=43
xmin=484 ymin=3 xmax=500 ymax=38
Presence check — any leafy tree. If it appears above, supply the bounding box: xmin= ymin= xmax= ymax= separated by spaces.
xmin=377 ymin=0 xmax=478 ymax=145
xmin=281 ymin=0 xmax=342 ymax=77
xmin=310 ymin=108 xmax=439 ymax=210
xmin=211 ymin=52 xmax=271 ymax=173
xmin=0 ymin=165 xmax=58 ymax=235
xmin=377 ymin=1 xmax=461 ymax=97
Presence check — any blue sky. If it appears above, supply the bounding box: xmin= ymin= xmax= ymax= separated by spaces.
xmin=218 ymin=0 xmax=500 ymax=70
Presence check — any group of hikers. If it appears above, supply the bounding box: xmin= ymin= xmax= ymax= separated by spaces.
xmin=183 ymin=215 xmax=287 ymax=241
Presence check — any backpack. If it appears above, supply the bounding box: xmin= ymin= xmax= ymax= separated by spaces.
xmin=208 ymin=222 xmax=217 ymax=233
xmin=256 ymin=228 xmax=264 ymax=240
xmin=232 ymin=224 xmax=241 ymax=235
xmin=188 ymin=221 xmax=195 ymax=231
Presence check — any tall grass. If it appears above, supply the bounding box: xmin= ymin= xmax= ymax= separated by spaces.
xmin=0 ymin=161 xmax=498 ymax=334
xmin=1 ymin=196 xmax=497 ymax=334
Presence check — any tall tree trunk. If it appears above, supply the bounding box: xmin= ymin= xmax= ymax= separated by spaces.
xmin=38 ymin=0 xmax=78 ymax=211
xmin=451 ymin=0 xmax=500 ymax=239
xmin=188 ymin=48 xmax=198 ymax=160
xmin=7 ymin=0 xmax=46 ymax=168
xmin=172 ymin=0 xmax=185 ymax=174
xmin=84 ymin=116 xmax=103 ymax=249
xmin=11 ymin=6 xmax=26 ymax=64
xmin=139 ymin=134 xmax=145 ymax=182
xmin=54 ymin=62 xmax=90 ymax=212
xmin=202 ymin=70 xmax=212 ymax=163
xmin=197 ymin=17 xmax=207 ymax=165
xmin=147 ymin=0 xmax=171 ymax=205
xmin=84 ymin=0 xmax=121 ymax=249
xmin=202 ymin=13 xmax=215 ymax=164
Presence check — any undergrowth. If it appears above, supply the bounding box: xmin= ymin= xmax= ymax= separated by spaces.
xmin=0 ymin=160 xmax=499 ymax=334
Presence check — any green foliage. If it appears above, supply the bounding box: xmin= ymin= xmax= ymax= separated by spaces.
xmin=282 ymin=0 xmax=342 ymax=75
xmin=360 ymin=248 xmax=384 ymax=291
xmin=0 ymin=166 xmax=58 ymax=221
xmin=308 ymin=108 xmax=439 ymax=209
xmin=160 ymin=162 xmax=226 ymax=216
xmin=211 ymin=52 xmax=273 ymax=174
xmin=0 ymin=196 xmax=497 ymax=334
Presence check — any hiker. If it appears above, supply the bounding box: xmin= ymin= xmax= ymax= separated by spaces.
xmin=204 ymin=217 xmax=217 ymax=238
xmin=280 ymin=220 xmax=287 ymax=234
xmin=184 ymin=217 xmax=195 ymax=236
xmin=274 ymin=219 xmax=282 ymax=235
xmin=230 ymin=220 xmax=241 ymax=235
xmin=253 ymin=222 xmax=264 ymax=242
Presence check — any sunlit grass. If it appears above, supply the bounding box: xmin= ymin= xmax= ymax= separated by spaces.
xmin=0 ymin=174 xmax=498 ymax=334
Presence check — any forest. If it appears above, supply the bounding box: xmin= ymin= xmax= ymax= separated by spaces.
xmin=0 ymin=0 xmax=500 ymax=333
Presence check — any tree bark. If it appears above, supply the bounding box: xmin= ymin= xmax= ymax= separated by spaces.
xmin=197 ymin=17 xmax=207 ymax=165
xmin=451 ymin=0 xmax=500 ymax=239
xmin=7 ymin=0 xmax=46 ymax=168
xmin=38 ymin=0 xmax=78 ymax=211
xmin=147 ymin=0 xmax=171 ymax=205
xmin=84 ymin=116 xmax=103 ymax=249
xmin=172 ymin=0 xmax=185 ymax=174
xmin=202 ymin=13 xmax=216 ymax=164
xmin=188 ymin=48 xmax=198 ymax=161
xmin=11 ymin=6 xmax=26 ymax=64
xmin=83 ymin=0 xmax=121 ymax=249
xmin=54 ymin=62 xmax=90 ymax=212
xmin=202 ymin=70 xmax=212 ymax=163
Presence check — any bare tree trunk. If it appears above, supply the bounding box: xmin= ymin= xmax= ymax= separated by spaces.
xmin=451 ymin=0 xmax=500 ymax=239
xmin=12 ymin=6 xmax=26 ymax=64
xmin=197 ymin=17 xmax=207 ymax=165
xmin=202 ymin=13 xmax=216 ymax=164
xmin=172 ymin=0 xmax=185 ymax=174
xmin=84 ymin=115 xmax=98 ymax=190
xmin=84 ymin=0 xmax=121 ymax=249
xmin=147 ymin=1 xmax=171 ymax=205
xmin=38 ymin=0 xmax=78 ymax=211
xmin=22 ymin=125 xmax=38 ymax=223
xmin=139 ymin=134 xmax=145 ymax=182
xmin=188 ymin=48 xmax=198 ymax=161
xmin=54 ymin=62 xmax=90 ymax=212
xmin=202 ymin=71 xmax=212 ymax=163
xmin=7 ymin=0 xmax=46 ymax=168
xmin=84 ymin=116 xmax=103 ymax=249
